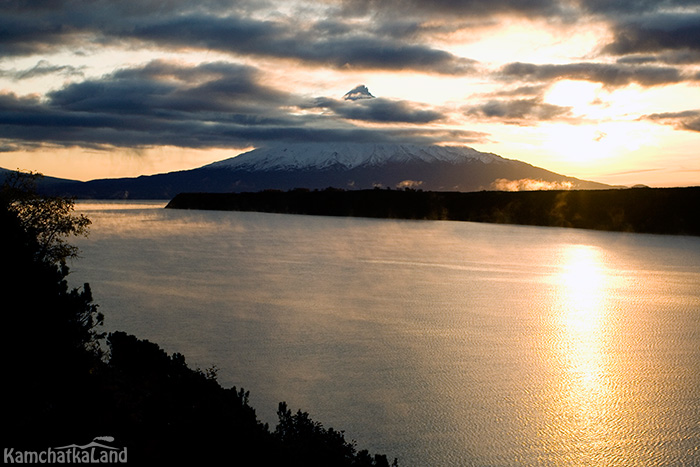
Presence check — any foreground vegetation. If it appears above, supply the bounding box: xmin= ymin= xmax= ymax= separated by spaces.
xmin=167 ymin=186 xmax=700 ymax=236
xmin=1 ymin=173 xmax=396 ymax=466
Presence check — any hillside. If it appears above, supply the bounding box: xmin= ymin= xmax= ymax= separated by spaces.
xmin=166 ymin=187 xmax=700 ymax=236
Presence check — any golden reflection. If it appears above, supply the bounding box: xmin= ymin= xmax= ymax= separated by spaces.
xmin=546 ymin=244 xmax=615 ymax=465
xmin=559 ymin=246 xmax=605 ymax=338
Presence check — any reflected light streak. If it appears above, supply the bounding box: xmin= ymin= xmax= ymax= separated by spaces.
xmin=547 ymin=245 xmax=617 ymax=465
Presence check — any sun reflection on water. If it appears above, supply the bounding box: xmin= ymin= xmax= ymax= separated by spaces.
xmin=545 ymin=244 xmax=620 ymax=465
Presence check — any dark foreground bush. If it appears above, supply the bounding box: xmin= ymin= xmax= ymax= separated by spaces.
xmin=1 ymin=176 xmax=396 ymax=466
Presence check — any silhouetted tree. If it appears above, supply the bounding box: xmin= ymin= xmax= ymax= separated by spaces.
xmin=275 ymin=402 xmax=396 ymax=467
xmin=2 ymin=170 xmax=90 ymax=264
xmin=1 ymin=173 xmax=103 ymax=447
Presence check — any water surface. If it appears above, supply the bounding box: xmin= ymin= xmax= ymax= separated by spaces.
xmin=70 ymin=201 xmax=700 ymax=466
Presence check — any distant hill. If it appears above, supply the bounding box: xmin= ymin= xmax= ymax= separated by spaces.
xmin=166 ymin=187 xmax=700 ymax=236
xmin=1 ymin=143 xmax=610 ymax=198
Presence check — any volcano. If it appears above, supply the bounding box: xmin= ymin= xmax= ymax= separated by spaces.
xmin=8 ymin=142 xmax=610 ymax=199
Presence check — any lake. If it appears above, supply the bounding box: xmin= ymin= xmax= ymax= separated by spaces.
xmin=70 ymin=201 xmax=700 ymax=466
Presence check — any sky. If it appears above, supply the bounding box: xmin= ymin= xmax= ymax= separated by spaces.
xmin=1 ymin=0 xmax=699 ymax=187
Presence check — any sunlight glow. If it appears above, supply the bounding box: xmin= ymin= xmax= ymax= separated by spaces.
xmin=558 ymin=245 xmax=605 ymax=332
xmin=545 ymin=244 xmax=619 ymax=465
xmin=447 ymin=18 xmax=611 ymax=65
xmin=539 ymin=121 xmax=657 ymax=165
xmin=545 ymin=80 xmax=601 ymax=114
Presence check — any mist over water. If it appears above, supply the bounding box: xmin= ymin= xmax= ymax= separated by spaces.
xmin=71 ymin=201 xmax=700 ymax=466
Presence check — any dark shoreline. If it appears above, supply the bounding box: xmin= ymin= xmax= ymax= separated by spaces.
xmin=166 ymin=187 xmax=700 ymax=237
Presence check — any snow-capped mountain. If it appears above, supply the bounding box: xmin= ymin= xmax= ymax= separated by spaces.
xmin=343 ymin=84 xmax=375 ymax=101
xmin=206 ymin=142 xmax=501 ymax=171
xmin=16 ymin=142 xmax=611 ymax=199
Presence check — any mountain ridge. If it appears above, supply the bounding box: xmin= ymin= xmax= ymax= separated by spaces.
xmin=1 ymin=142 xmax=612 ymax=198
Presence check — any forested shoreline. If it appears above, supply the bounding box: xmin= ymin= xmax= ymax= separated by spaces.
xmin=167 ymin=187 xmax=700 ymax=236
xmin=1 ymin=174 xmax=396 ymax=466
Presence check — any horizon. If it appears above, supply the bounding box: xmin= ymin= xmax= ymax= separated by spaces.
xmin=1 ymin=1 xmax=700 ymax=187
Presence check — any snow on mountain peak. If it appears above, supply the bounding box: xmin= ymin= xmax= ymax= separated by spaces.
xmin=343 ymin=85 xmax=375 ymax=101
xmin=205 ymin=142 xmax=503 ymax=171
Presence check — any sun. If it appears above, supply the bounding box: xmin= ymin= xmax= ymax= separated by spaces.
xmin=545 ymin=80 xmax=601 ymax=115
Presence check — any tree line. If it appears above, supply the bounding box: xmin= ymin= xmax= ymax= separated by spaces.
xmin=167 ymin=186 xmax=700 ymax=236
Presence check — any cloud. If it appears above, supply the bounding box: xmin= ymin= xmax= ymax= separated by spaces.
xmin=463 ymin=84 xmax=574 ymax=125
xmin=311 ymin=96 xmax=446 ymax=123
xmin=643 ymin=110 xmax=700 ymax=132
xmin=0 ymin=0 xmax=693 ymax=69
xmin=464 ymin=97 xmax=571 ymax=125
xmin=500 ymin=61 xmax=690 ymax=87
xmin=0 ymin=3 xmax=477 ymax=75
xmin=580 ymin=2 xmax=700 ymax=65
xmin=0 ymin=60 xmax=85 ymax=80
xmin=337 ymin=0 xmax=571 ymax=19
xmin=0 ymin=16 xmax=74 ymax=56
xmin=48 ymin=60 xmax=291 ymax=117
xmin=0 ymin=60 xmax=479 ymax=150
xmin=602 ymin=12 xmax=700 ymax=58
xmin=615 ymin=50 xmax=700 ymax=65
xmin=488 ymin=85 xmax=551 ymax=97
xmin=579 ymin=0 xmax=699 ymax=15
xmin=3 ymin=0 xmax=697 ymax=159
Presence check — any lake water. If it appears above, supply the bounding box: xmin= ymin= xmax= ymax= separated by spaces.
xmin=70 ymin=201 xmax=700 ymax=466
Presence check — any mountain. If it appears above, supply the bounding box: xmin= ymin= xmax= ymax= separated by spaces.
xmin=3 ymin=142 xmax=611 ymax=199
xmin=205 ymin=142 xmax=500 ymax=170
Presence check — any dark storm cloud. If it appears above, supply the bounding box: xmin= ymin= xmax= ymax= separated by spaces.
xmin=0 ymin=60 xmax=306 ymax=149
xmin=0 ymin=2 xmax=476 ymax=75
xmin=2 ymin=0 xmax=696 ymax=65
xmin=47 ymin=61 xmax=291 ymax=118
xmin=126 ymin=15 xmax=476 ymax=74
xmin=0 ymin=87 xmax=362 ymax=149
xmin=500 ymin=61 xmax=690 ymax=87
xmin=578 ymin=0 xmax=699 ymax=14
xmin=643 ymin=110 xmax=700 ymax=133
xmin=0 ymin=60 xmax=469 ymax=150
xmin=575 ymin=1 xmax=700 ymax=64
xmin=310 ymin=96 xmax=446 ymax=124
xmin=602 ymin=13 xmax=700 ymax=57
xmin=0 ymin=13 xmax=80 ymax=56
xmin=0 ymin=91 xmax=172 ymax=149
xmin=338 ymin=0 xmax=571 ymax=19
xmin=4 ymin=0 xmax=697 ymax=153
xmin=339 ymin=0 xmax=700 ymax=65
